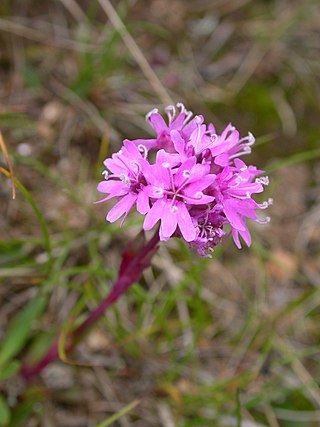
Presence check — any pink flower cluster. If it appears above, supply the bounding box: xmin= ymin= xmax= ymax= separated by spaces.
xmin=97 ymin=104 xmax=271 ymax=256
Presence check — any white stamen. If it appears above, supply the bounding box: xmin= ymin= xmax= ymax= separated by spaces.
xmin=210 ymin=134 xmax=218 ymax=143
xmin=165 ymin=105 xmax=176 ymax=123
xmin=131 ymin=161 xmax=141 ymax=173
xmin=120 ymin=174 xmax=130 ymax=186
xmin=145 ymin=108 xmax=158 ymax=121
xmin=240 ymin=131 xmax=255 ymax=146
xmin=257 ymin=216 xmax=271 ymax=224
xmin=195 ymin=192 xmax=203 ymax=199
xmin=162 ymin=162 xmax=170 ymax=169
xmin=183 ymin=110 xmax=193 ymax=125
xmin=137 ymin=144 xmax=148 ymax=159
xmin=176 ymin=102 xmax=186 ymax=113
xmin=259 ymin=198 xmax=273 ymax=209
xmin=182 ymin=170 xmax=191 ymax=178
xmin=259 ymin=201 xmax=268 ymax=209
xmin=177 ymin=103 xmax=193 ymax=124
xmin=194 ymin=117 xmax=204 ymax=153
xmin=102 ymin=170 xmax=109 ymax=179
xmin=256 ymin=176 xmax=269 ymax=186
xmin=229 ymin=148 xmax=252 ymax=159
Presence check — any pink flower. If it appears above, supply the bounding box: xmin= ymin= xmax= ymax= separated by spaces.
xmin=96 ymin=140 xmax=150 ymax=225
xmin=97 ymin=104 xmax=271 ymax=256
xmin=143 ymin=153 xmax=215 ymax=241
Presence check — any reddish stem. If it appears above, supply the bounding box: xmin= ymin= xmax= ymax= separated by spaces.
xmin=20 ymin=229 xmax=160 ymax=382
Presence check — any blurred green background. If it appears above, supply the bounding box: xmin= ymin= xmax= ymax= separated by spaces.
xmin=1 ymin=0 xmax=320 ymax=426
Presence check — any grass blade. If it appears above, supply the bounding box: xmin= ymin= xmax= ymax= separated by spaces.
xmin=95 ymin=400 xmax=140 ymax=427
xmin=0 ymin=296 xmax=46 ymax=369
xmin=0 ymin=167 xmax=51 ymax=262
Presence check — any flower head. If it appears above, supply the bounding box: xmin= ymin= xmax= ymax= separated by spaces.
xmin=97 ymin=104 xmax=271 ymax=256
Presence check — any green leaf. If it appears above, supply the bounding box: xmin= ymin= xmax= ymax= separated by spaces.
xmin=94 ymin=400 xmax=139 ymax=427
xmin=0 ymin=296 xmax=46 ymax=369
xmin=7 ymin=392 xmax=41 ymax=427
xmin=267 ymin=148 xmax=320 ymax=173
xmin=0 ymin=360 xmax=20 ymax=381
xmin=0 ymin=395 xmax=10 ymax=427
xmin=0 ymin=168 xmax=52 ymax=264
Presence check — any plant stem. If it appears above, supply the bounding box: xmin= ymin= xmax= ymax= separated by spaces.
xmin=20 ymin=229 xmax=160 ymax=382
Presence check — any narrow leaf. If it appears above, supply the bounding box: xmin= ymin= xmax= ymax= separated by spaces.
xmin=95 ymin=400 xmax=139 ymax=427
xmin=0 ymin=395 xmax=10 ymax=426
xmin=0 ymin=296 xmax=46 ymax=369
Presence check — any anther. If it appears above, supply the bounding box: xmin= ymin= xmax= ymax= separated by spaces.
xmin=154 ymin=187 xmax=164 ymax=197
xmin=162 ymin=162 xmax=170 ymax=169
xmin=102 ymin=170 xmax=109 ymax=179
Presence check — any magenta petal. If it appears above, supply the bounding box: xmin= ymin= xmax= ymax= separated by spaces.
xmin=220 ymin=123 xmax=236 ymax=140
xmin=171 ymin=130 xmax=185 ymax=155
xmin=143 ymin=199 xmax=166 ymax=230
xmin=239 ymin=227 xmax=251 ymax=247
xmin=182 ymin=117 xmax=197 ymax=139
xmin=184 ymin=174 xmax=216 ymax=194
xmin=190 ymin=194 xmax=215 ymax=205
xmin=184 ymin=163 xmax=210 ymax=186
xmin=170 ymin=112 xmax=185 ymax=130
xmin=103 ymin=157 xmax=126 ymax=175
xmin=232 ymin=229 xmax=242 ymax=249
xmin=174 ymin=157 xmax=196 ymax=187
xmin=137 ymin=190 xmax=150 ymax=214
xmin=160 ymin=202 xmax=178 ymax=239
xmin=223 ymin=199 xmax=246 ymax=231
xmin=177 ymin=202 xmax=196 ymax=242
xmin=226 ymin=129 xmax=240 ymax=146
xmin=148 ymin=113 xmax=168 ymax=134
xmin=122 ymin=140 xmax=141 ymax=158
xmin=106 ymin=193 xmax=137 ymax=223
xmin=97 ymin=180 xmax=126 ymax=194
xmin=214 ymin=154 xmax=229 ymax=167
xmin=144 ymin=185 xmax=164 ymax=199
xmin=126 ymin=138 xmax=158 ymax=150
